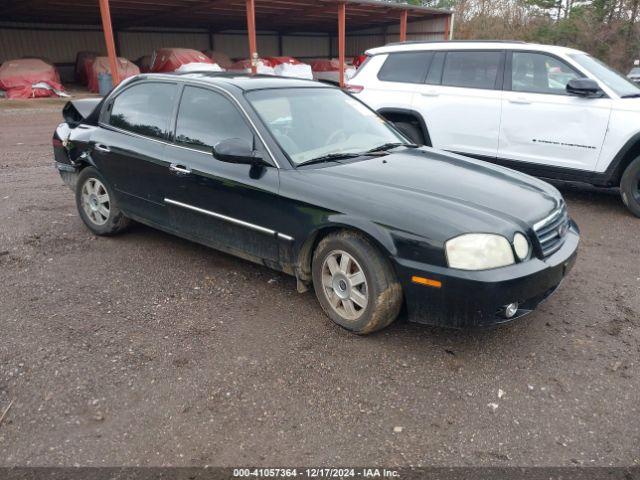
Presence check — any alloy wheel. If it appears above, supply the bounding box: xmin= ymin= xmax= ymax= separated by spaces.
xmin=81 ymin=178 xmax=110 ymax=226
xmin=321 ymin=250 xmax=368 ymax=321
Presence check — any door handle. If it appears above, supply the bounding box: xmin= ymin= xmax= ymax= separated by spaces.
xmin=169 ymin=163 xmax=192 ymax=175
xmin=509 ymin=97 xmax=531 ymax=105
xmin=421 ymin=91 xmax=439 ymax=97
xmin=94 ymin=143 xmax=111 ymax=153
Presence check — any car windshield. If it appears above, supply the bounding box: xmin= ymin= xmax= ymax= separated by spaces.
xmin=245 ymin=87 xmax=408 ymax=165
xmin=569 ymin=53 xmax=640 ymax=97
xmin=630 ymin=68 xmax=640 ymax=76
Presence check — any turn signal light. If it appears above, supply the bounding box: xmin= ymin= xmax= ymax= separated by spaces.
xmin=411 ymin=276 xmax=442 ymax=288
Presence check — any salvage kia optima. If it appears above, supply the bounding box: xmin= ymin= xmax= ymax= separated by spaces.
xmin=53 ymin=73 xmax=579 ymax=334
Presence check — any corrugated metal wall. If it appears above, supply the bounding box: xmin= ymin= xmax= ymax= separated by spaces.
xmin=386 ymin=16 xmax=449 ymax=43
xmin=282 ymin=35 xmax=330 ymax=59
xmin=332 ymin=17 xmax=449 ymax=56
xmin=0 ymin=15 xmax=449 ymax=65
xmin=213 ymin=32 xmax=280 ymax=58
xmin=119 ymin=31 xmax=210 ymax=60
xmin=0 ymin=24 xmax=105 ymax=63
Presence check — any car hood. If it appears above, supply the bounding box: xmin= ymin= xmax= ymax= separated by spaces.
xmin=286 ymin=148 xmax=562 ymax=240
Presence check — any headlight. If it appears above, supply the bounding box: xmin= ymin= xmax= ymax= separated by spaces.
xmin=513 ymin=233 xmax=530 ymax=261
xmin=446 ymin=234 xmax=515 ymax=270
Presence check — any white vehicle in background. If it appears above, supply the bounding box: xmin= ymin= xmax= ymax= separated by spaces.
xmin=627 ymin=67 xmax=640 ymax=84
xmin=348 ymin=41 xmax=640 ymax=217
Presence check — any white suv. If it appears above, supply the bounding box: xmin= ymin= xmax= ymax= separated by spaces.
xmin=348 ymin=41 xmax=640 ymax=217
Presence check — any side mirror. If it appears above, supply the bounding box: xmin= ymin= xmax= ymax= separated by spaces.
xmin=566 ymin=78 xmax=602 ymax=97
xmin=213 ymin=138 xmax=265 ymax=165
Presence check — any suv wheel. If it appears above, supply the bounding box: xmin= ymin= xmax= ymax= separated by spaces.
xmin=621 ymin=156 xmax=640 ymax=217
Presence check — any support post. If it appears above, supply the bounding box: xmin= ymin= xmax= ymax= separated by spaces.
xmin=338 ymin=1 xmax=346 ymax=87
xmin=399 ymin=10 xmax=408 ymax=42
xmin=98 ymin=0 xmax=121 ymax=85
xmin=443 ymin=14 xmax=450 ymax=41
xmin=246 ymin=0 xmax=258 ymax=74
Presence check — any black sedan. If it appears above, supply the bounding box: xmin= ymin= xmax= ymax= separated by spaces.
xmin=53 ymin=73 xmax=579 ymax=334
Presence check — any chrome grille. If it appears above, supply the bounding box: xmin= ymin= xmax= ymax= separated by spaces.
xmin=533 ymin=204 xmax=570 ymax=258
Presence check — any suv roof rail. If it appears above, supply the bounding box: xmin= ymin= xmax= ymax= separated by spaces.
xmin=385 ymin=39 xmax=528 ymax=47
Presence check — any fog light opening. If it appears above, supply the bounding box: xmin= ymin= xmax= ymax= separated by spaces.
xmin=503 ymin=302 xmax=519 ymax=319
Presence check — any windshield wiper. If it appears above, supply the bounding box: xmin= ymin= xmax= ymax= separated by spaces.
xmin=621 ymin=93 xmax=640 ymax=98
xmin=296 ymin=143 xmax=419 ymax=167
xmin=296 ymin=152 xmax=363 ymax=167
xmin=365 ymin=142 xmax=419 ymax=153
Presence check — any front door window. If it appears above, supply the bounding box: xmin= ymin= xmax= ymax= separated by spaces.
xmin=511 ymin=52 xmax=581 ymax=95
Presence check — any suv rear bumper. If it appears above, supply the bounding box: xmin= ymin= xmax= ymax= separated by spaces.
xmin=394 ymin=221 xmax=579 ymax=328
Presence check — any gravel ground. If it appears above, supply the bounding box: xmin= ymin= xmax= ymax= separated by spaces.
xmin=0 ymin=103 xmax=638 ymax=468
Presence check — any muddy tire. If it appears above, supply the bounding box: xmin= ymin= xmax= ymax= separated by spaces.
xmin=75 ymin=167 xmax=130 ymax=236
xmin=312 ymin=231 xmax=403 ymax=334
xmin=621 ymin=156 xmax=640 ymax=218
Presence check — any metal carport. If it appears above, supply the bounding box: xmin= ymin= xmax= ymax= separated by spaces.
xmin=1 ymin=0 xmax=453 ymax=87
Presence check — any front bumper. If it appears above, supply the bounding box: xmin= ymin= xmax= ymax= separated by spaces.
xmin=395 ymin=221 xmax=579 ymax=328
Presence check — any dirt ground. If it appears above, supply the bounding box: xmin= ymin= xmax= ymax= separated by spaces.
xmin=0 ymin=103 xmax=638 ymax=468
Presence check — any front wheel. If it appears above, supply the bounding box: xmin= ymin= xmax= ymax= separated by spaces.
xmin=621 ymin=156 xmax=640 ymax=217
xmin=75 ymin=167 xmax=130 ymax=235
xmin=312 ymin=231 xmax=403 ymax=334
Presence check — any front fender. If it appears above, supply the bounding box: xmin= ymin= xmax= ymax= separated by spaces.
xmin=292 ymin=215 xmax=399 ymax=283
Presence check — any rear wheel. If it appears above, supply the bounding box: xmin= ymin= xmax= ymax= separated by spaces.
xmin=312 ymin=231 xmax=403 ymax=334
xmin=75 ymin=167 xmax=130 ymax=235
xmin=621 ymin=156 xmax=640 ymax=218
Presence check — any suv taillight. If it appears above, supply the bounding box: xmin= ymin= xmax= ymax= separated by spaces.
xmin=344 ymin=84 xmax=364 ymax=94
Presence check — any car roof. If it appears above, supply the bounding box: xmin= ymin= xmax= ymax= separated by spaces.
xmin=136 ymin=72 xmax=331 ymax=91
xmin=367 ymin=41 xmax=586 ymax=57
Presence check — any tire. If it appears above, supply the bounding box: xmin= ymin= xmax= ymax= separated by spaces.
xmin=75 ymin=166 xmax=130 ymax=235
xmin=620 ymin=156 xmax=640 ymax=218
xmin=312 ymin=231 xmax=403 ymax=334
xmin=394 ymin=121 xmax=425 ymax=146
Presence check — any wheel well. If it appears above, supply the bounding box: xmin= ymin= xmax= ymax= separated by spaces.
xmin=378 ymin=109 xmax=431 ymax=147
xmin=611 ymin=139 xmax=640 ymax=185
xmin=296 ymin=226 xmax=393 ymax=283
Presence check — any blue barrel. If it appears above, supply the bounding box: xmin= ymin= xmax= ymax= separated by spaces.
xmin=98 ymin=72 xmax=113 ymax=96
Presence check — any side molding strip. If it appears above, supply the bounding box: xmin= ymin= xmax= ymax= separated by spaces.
xmin=164 ymin=198 xmax=294 ymax=242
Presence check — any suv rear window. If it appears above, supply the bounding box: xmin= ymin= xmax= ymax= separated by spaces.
xmin=377 ymin=52 xmax=433 ymax=84
xmin=441 ymin=51 xmax=503 ymax=89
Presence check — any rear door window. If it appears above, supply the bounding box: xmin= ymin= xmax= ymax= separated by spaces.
xmin=441 ymin=51 xmax=503 ymax=89
xmin=175 ymin=86 xmax=254 ymax=152
xmin=377 ymin=52 xmax=433 ymax=83
xmin=107 ymin=82 xmax=177 ymax=140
